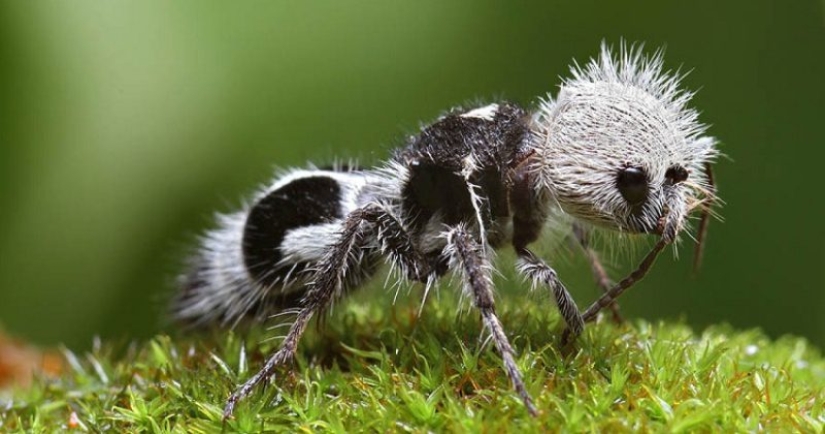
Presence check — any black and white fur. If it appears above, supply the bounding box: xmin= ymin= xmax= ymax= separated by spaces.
xmin=174 ymin=43 xmax=720 ymax=418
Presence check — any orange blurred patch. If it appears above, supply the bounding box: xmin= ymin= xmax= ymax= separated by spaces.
xmin=0 ymin=331 xmax=62 ymax=390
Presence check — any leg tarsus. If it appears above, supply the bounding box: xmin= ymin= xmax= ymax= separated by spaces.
xmin=579 ymin=238 xmax=669 ymax=324
xmin=481 ymin=309 xmax=539 ymax=417
xmin=223 ymin=309 xmax=313 ymax=419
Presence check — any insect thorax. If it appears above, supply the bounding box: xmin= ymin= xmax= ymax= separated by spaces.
xmin=393 ymin=102 xmax=543 ymax=258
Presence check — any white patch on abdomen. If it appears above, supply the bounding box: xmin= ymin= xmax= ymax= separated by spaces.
xmin=280 ymin=223 xmax=341 ymax=264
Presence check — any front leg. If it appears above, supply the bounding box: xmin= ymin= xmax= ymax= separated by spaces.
xmin=572 ymin=223 xmax=623 ymax=323
xmin=445 ymin=225 xmax=538 ymax=417
xmin=515 ymin=248 xmax=584 ymax=344
xmin=559 ymin=238 xmax=670 ymax=344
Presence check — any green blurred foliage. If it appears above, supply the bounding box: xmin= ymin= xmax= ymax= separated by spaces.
xmin=1 ymin=1 xmax=823 ymax=349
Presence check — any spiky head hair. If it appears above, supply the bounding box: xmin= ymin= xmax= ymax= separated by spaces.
xmin=530 ymin=42 xmax=718 ymax=240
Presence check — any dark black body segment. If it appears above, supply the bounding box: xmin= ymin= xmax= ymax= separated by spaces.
xmin=242 ymin=176 xmax=343 ymax=287
xmin=398 ymin=103 xmax=530 ymax=171
xmin=402 ymin=163 xmax=473 ymax=227
xmin=510 ymin=171 xmax=548 ymax=251
xmin=398 ymin=103 xmax=532 ymax=256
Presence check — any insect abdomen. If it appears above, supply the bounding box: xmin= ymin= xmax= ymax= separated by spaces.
xmin=243 ymin=175 xmax=344 ymax=288
xmin=174 ymin=170 xmax=378 ymax=326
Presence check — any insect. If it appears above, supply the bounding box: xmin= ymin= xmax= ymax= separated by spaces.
xmin=173 ymin=43 xmax=719 ymax=418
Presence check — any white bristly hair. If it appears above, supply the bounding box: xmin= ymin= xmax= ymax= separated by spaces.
xmin=530 ymin=42 xmax=719 ymax=238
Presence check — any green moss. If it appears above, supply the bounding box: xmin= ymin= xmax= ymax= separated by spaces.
xmin=3 ymin=292 xmax=824 ymax=432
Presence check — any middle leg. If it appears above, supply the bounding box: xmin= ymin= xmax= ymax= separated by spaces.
xmin=445 ymin=224 xmax=538 ymax=417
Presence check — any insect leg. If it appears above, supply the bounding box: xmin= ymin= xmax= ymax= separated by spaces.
xmin=445 ymin=225 xmax=538 ymax=417
xmin=223 ymin=207 xmax=377 ymax=420
xmin=571 ymin=223 xmax=623 ymax=323
xmin=515 ymin=248 xmax=585 ymax=344
xmin=560 ymin=238 xmax=669 ymax=344
xmin=360 ymin=204 xmax=432 ymax=282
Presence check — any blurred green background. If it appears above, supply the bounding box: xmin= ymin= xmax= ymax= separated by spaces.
xmin=1 ymin=1 xmax=823 ymax=350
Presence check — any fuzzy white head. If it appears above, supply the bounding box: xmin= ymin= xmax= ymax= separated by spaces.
xmin=530 ymin=43 xmax=719 ymax=242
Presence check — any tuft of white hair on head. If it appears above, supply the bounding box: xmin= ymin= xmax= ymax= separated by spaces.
xmin=529 ymin=41 xmax=719 ymax=238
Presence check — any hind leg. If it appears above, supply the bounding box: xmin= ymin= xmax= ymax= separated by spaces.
xmin=223 ymin=204 xmax=430 ymax=419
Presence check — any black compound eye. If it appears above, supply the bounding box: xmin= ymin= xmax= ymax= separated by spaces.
xmin=616 ymin=166 xmax=649 ymax=206
xmin=665 ymin=165 xmax=689 ymax=184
